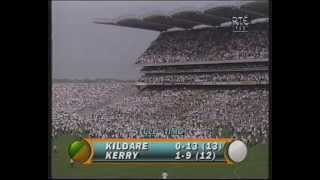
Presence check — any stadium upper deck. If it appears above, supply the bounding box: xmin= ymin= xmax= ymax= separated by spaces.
xmin=95 ymin=1 xmax=269 ymax=86
xmin=94 ymin=1 xmax=268 ymax=32
xmin=136 ymin=25 xmax=268 ymax=65
xmin=133 ymin=25 xmax=269 ymax=86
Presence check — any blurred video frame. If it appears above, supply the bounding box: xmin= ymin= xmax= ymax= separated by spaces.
xmin=51 ymin=1 xmax=270 ymax=179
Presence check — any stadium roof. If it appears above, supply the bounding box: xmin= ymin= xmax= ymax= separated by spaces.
xmin=94 ymin=1 xmax=269 ymax=32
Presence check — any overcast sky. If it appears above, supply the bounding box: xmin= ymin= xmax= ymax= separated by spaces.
xmin=52 ymin=1 xmax=250 ymax=80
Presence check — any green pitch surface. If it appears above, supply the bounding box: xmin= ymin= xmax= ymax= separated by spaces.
xmin=52 ymin=136 xmax=269 ymax=179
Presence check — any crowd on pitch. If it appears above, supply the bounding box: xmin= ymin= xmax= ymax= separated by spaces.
xmin=52 ymin=83 xmax=268 ymax=146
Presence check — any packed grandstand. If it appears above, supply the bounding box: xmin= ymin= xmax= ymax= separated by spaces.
xmin=52 ymin=1 xmax=269 ymax=146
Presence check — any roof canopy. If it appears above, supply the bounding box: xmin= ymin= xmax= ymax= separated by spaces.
xmin=94 ymin=1 xmax=269 ymax=32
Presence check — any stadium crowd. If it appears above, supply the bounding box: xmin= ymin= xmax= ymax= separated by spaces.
xmin=52 ymin=83 xmax=269 ymax=145
xmin=52 ymin=82 xmax=130 ymax=113
xmin=138 ymin=72 xmax=268 ymax=84
xmin=52 ymin=26 xmax=269 ymax=146
xmin=136 ymin=29 xmax=268 ymax=64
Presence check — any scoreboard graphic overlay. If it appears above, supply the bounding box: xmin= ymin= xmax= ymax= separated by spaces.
xmin=68 ymin=138 xmax=248 ymax=165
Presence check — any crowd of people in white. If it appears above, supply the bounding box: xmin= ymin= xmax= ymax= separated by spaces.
xmin=136 ymin=29 xmax=268 ymax=64
xmin=52 ymin=81 xmax=130 ymax=113
xmin=52 ymin=82 xmax=268 ymax=145
xmin=52 ymin=26 xmax=269 ymax=146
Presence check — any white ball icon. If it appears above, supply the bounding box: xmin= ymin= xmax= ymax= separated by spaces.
xmin=228 ymin=140 xmax=247 ymax=163
xmin=162 ymin=172 xmax=168 ymax=179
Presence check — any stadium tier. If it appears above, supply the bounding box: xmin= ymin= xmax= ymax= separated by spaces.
xmin=94 ymin=1 xmax=269 ymax=86
xmin=136 ymin=28 xmax=268 ymax=65
xmin=135 ymin=24 xmax=268 ymax=86
xmin=141 ymin=59 xmax=268 ymax=67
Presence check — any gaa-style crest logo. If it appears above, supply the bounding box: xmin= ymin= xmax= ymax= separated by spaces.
xmin=232 ymin=16 xmax=249 ymax=32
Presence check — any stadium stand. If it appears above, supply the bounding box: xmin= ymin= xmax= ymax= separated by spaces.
xmin=52 ymin=1 xmax=269 ymax=146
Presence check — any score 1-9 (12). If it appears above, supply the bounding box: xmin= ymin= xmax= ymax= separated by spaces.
xmin=175 ymin=151 xmax=216 ymax=160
